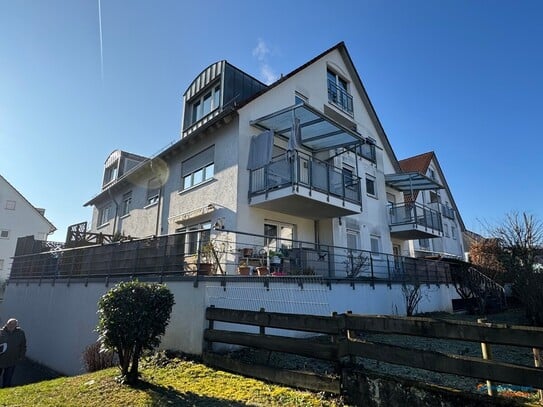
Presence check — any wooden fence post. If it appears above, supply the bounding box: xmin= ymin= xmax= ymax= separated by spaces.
xmin=478 ymin=318 xmax=494 ymax=396
xmin=533 ymin=348 xmax=543 ymax=401
xmin=207 ymin=305 xmax=215 ymax=352
xmin=346 ymin=310 xmax=355 ymax=365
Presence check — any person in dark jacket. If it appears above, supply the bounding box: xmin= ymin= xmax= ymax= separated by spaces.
xmin=0 ymin=318 xmax=27 ymax=387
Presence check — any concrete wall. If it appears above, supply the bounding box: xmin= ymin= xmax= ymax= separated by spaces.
xmin=0 ymin=278 xmax=458 ymax=375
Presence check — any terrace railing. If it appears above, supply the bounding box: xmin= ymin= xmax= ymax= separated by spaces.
xmin=10 ymin=229 xmax=453 ymax=286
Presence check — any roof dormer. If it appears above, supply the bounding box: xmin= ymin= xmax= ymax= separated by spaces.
xmin=181 ymin=61 xmax=267 ymax=138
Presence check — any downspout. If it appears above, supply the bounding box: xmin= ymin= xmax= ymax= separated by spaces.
xmin=155 ymin=186 xmax=162 ymax=236
xmin=107 ymin=189 xmax=119 ymax=234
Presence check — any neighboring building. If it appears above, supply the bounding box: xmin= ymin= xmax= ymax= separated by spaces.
xmin=0 ymin=175 xmax=56 ymax=280
xmin=84 ymin=42 xmax=466 ymax=274
xmin=398 ymin=152 xmax=466 ymax=259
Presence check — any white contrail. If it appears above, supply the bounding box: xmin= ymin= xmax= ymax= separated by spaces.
xmin=98 ymin=0 xmax=104 ymax=80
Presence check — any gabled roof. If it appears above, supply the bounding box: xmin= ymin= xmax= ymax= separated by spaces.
xmin=239 ymin=41 xmax=401 ymax=172
xmin=399 ymin=151 xmax=434 ymax=173
xmin=399 ymin=151 xmax=466 ymax=232
xmin=0 ymin=174 xmax=56 ymax=233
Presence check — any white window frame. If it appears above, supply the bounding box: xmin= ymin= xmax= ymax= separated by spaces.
xmin=176 ymin=221 xmax=211 ymax=256
xmin=370 ymin=235 xmax=381 ymax=257
xmin=444 ymin=223 xmax=450 ymax=238
xmin=98 ymin=206 xmax=110 ymax=226
xmin=5 ymin=200 xmax=16 ymax=210
xmin=121 ymin=191 xmax=132 ymax=216
xmin=182 ymin=163 xmax=214 ymax=191
xmin=366 ymin=175 xmax=377 ymax=198
xmin=191 ymin=84 xmax=221 ymax=124
xmin=264 ymin=221 xmax=295 ymax=252
xmin=0 ymin=230 xmax=9 ymax=239
xmin=146 ymin=178 xmax=160 ymax=206
xmin=452 ymin=226 xmax=457 ymax=240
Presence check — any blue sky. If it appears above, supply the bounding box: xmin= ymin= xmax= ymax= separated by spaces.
xmin=1 ymin=1 xmax=542 ymax=241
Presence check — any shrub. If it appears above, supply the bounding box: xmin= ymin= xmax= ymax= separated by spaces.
xmin=83 ymin=342 xmax=116 ymax=372
xmin=97 ymin=280 xmax=175 ymax=384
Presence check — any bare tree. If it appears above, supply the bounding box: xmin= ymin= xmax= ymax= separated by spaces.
xmin=484 ymin=212 xmax=543 ymax=325
xmin=402 ymin=283 xmax=422 ymax=316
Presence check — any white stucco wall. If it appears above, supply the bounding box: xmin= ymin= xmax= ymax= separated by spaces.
xmin=0 ymin=177 xmax=54 ymax=281
xmin=0 ymin=278 xmax=459 ymax=375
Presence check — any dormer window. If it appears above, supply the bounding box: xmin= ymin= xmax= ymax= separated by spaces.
xmin=327 ymin=69 xmax=353 ymax=115
xmin=190 ymin=84 xmax=221 ymax=125
xmin=103 ymin=163 xmax=118 ymax=185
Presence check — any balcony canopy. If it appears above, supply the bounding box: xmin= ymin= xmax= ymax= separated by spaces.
xmin=385 ymin=172 xmax=442 ymax=192
xmin=250 ymin=103 xmax=365 ymax=152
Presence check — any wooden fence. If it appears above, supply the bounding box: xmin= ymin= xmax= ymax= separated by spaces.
xmin=204 ymin=307 xmax=543 ymax=400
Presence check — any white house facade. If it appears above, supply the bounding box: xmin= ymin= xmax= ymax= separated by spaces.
xmin=84 ymin=42 xmax=466 ymax=275
xmin=0 ymin=175 xmax=56 ymax=281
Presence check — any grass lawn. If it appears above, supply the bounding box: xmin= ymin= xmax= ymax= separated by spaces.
xmin=0 ymin=356 xmax=343 ymax=407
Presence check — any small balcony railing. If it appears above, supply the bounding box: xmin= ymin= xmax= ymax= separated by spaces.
xmin=441 ymin=204 xmax=455 ymax=220
xmin=389 ymin=202 xmax=443 ymax=233
xmin=327 ymin=80 xmax=353 ymax=115
xmin=249 ymin=151 xmax=361 ymax=205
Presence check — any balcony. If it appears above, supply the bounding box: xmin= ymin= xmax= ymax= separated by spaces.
xmin=389 ymin=202 xmax=443 ymax=239
xmin=249 ymin=151 xmax=362 ymax=219
xmin=328 ymin=79 xmax=353 ymax=115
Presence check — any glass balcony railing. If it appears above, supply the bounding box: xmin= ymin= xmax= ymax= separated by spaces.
xmin=249 ymin=151 xmax=362 ymax=205
xmin=389 ymin=202 xmax=443 ymax=233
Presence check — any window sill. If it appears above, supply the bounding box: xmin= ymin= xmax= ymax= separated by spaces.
xmin=367 ymin=194 xmax=378 ymax=200
xmin=144 ymin=201 xmax=159 ymax=210
xmin=120 ymin=213 xmax=130 ymax=219
xmin=178 ymin=178 xmax=216 ymax=195
xmin=97 ymin=222 xmax=110 ymax=230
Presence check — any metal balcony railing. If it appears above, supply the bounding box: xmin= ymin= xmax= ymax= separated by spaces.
xmin=389 ymin=202 xmax=443 ymax=233
xmin=327 ymin=79 xmax=353 ymax=115
xmin=9 ymin=229 xmax=454 ymax=285
xmin=249 ymin=151 xmax=362 ymax=205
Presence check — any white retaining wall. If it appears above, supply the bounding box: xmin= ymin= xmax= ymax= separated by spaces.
xmin=0 ymin=279 xmax=459 ymax=375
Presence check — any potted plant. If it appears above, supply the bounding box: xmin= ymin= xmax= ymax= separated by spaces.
xmin=199 ymin=241 xmax=216 ymax=275
xmin=238 ymin=260 xmax=251 ymax=275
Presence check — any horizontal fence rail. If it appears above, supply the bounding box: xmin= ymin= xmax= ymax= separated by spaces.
xmin=204 ymin=307 xmax=543 ymax=393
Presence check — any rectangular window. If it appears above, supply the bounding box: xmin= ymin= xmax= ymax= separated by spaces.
xmin=444 ymin=223 xmax=450 ymax=237
xmin=5 ymin=200 xmax=16 ymax=210
xmin=121 ymin=192 xmax=132 ymax=216
xmin=327 ymin=69 xmax=353 ymax=115
xmin=181 ymin=146 xmax=215 ymax=191
xmin=452 ymin=226 xmax=457 ymax=240
xmin=0 ymin=259 xmax=3 ymax=270
xmin=343 ymin=166 xmax=356 ymax=190
xmin=98 ymin=206 xmax=110 ymax=226
xmin=366 ymin=175 xmax=376 ymax=197
xmin=103 ymin=163 xmax=118 ymax=185
xmin=428 ymin=169 xmax=436 ymax=180
xmin=176 ymin=222 xmax=211 ymax=256
xmin=419 ymin=238 xmax=430 ymax=249
xmin=264 ymin=221 xmax=294 ymax=251
xmin=0 ymin=230 xmax=8 ymax=239
xmin=429 ymin=191 xmax=440 ymax=203
xmin=147 ymin=178 xmax=160 ymax=205
xmin=189 ymin=84 xmax=221 ymax=125
xmin=370 ymin=235 xmax=380 ymax=254
xmin=347 ymin=230 xmax=359 ymax=250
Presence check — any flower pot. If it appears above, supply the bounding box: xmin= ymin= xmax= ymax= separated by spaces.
xmin=238 ymin=266 xmax=251 ymax=275
xmin=197 ymin=263 xmax=214 ymax=275
xmin=256 ymin=266 xmax=269 ymax=276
